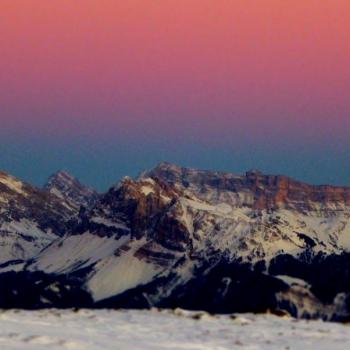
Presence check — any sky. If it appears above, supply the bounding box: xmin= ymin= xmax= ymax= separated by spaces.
xmin=0 ymin=0 xmax=349 ymax=190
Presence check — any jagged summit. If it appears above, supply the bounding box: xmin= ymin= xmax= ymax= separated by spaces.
xmin=139 ymin=161 xmax=181 ymax=179
xmin=143 ymin=161 xmax=237 ymax=178
xmin=0 ymin=171 xmax=79 ymax=264
xmin=49 ymin=170 xmax=76 ymax=183
xmin=45 ymin=170 xmax=98 ymax=211
xmin=141 ymin=162 xmax=243 ymax=189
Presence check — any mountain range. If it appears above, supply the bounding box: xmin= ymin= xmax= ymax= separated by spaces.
xmin=1 ymin=162 xmax=350 ymax=321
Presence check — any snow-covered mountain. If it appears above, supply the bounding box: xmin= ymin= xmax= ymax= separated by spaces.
xmin=0 ymin=170 xmax=97 ymax=266
xmin=1 ymin=163 xmax=350 ymax=319
xmin=45 ymin=170 xmax=98 ymax=211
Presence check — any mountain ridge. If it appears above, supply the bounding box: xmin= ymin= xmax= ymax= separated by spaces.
xmin=0 ymin=169 xmax=97 ymax=264
xmin=1 ymin=163 xmax=350 ymax=320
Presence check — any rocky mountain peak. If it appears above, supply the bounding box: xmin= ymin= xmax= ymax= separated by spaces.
xmin=50 ymin=170 xmax=76 ymax=183
xmin=140 ymin=162 xmax=182 ymax=182
xmin=45 ymin=170 xmax=98 ymax=211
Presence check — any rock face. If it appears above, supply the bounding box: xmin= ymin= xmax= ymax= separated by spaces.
xmin=2 ymin=163 xmax=350 ymax=320
xmin=144 ymin=162 xmax=350 ymax=211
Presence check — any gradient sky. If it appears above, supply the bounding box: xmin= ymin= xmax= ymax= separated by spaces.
xmin=0 ymin=0 xmax=349 ymax=190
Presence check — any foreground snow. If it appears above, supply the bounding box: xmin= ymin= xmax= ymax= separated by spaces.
xmin=0 ymin=309 xmax=350 ymax=349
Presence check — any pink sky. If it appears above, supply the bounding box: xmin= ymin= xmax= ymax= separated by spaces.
xmin=1 ymin=1 xmax=349 ymax=137
xmin=0 ymin=1 xmax=349 ymax=187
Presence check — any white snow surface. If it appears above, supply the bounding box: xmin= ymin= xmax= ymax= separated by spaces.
xmin=0 ymin=220 xmax=57 ymax=264
xmin=0 ymin=309 xmax=349 ymax=350
xmin=87 ymin=238 xmax=164 ymax=301
xmin=32 ymin=233 xmax=131 ymax=274
xmin=31 ymin=234 xmax=167 ymax=301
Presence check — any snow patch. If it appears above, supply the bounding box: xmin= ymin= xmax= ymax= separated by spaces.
xmin=90 ymin=217 xmax=129 ymax=230
xmin=32 ymin=233 xmax=131 ymax=274
xmin=0 ymin=309 xmax=349 ymax=350
xmin=88 ymin=239 xmax=164 ymax=301
xmin=141 ymin=186 xmax=155 ymax=196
